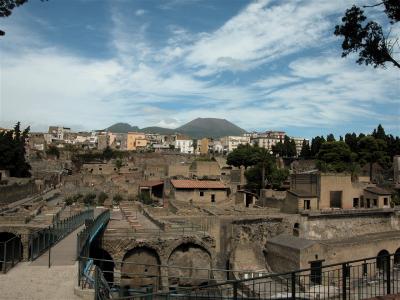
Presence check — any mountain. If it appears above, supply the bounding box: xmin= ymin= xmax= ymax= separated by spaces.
xmin=106 ymin=118 xmax=246 ymax=138
xmin=106 ymin=123 xmax=140 ymax=133
xmin=141 ymin=126 xmax=176 ymax=135
xmin=176 ymin=118 xmax=246 ymax=139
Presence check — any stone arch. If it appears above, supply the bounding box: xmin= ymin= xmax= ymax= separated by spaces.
xmin=0 ymin=232 xmax=23 ymax=271
xmin=121 ymin=246 xmax=161 ymax=291
xmin=89 ymin=246 xmax=115 ymax=286
xmin=377 ymin=249 xmax=390 ymax=272
xmin=167 ymin=242 xmax=212 ymax=287
xmin=394 ymin=248 xmax=400 ymax=266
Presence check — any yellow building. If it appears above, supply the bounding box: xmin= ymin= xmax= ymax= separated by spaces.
xmin=127 ymin=132 xmax=147 ymax=151
xmin=197 ymin=138 xmax=210 ymax=155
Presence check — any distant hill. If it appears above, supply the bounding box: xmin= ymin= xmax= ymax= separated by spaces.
xmin=141 ymin=127 xmax=176 ymax=135
xmin=106 ymin=123 xmax=140 ymax=133
xmin=176 ymin=118 xmax=246 ymax=139
xmin=106 ymin=118 xmax=246 ymax=138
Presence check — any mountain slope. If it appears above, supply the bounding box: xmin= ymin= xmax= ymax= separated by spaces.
xmin=106 ymin=118 xmax=246 ymax=138
xmin=177 ymin=118 xmax=246 ymax=139
xmin=141 ymin=127 xmax=176 ymax=135
xmin=106 ymin=123 xmax=140 ymax=133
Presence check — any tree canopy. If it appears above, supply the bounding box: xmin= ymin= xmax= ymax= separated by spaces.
xmin=0 ymin=0 xmax=47 ymax=35
xmin=334 ymin=2 xmax=400 ymax=69
xmin=226 ymin=144 xmax=288 ymax=191
xmin=316 ymin=141 xmax=356 ymax=173
xmin=271 ymin=135 xmax=297 ymax=157
xmin=0 ymin=122 xmax=31 ymax=177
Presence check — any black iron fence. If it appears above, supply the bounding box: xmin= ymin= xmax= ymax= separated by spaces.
xmin=29 ymin=208 xmax=93 ymax=260
xmin=86 ymin=253 xmax=400 ymax=300
xmin=0 ymin=235 xmax=22 ymax=273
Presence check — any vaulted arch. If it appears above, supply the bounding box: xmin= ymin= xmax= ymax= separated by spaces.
xmin=121 ymin=246 xmax=161 ymax=291
xmin=168 ymin=242 xmax=212 ymax=287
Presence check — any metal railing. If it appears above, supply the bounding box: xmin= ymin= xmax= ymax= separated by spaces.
xmin=93 ymin=253 xmax=400 ymax=300
xmin=77 ymin=209 xmax=110 ymax=288
xmin=29 ymin=209 xmax=93 ymax=260
xmin=0 ymin=235 xmax=22 ymax=273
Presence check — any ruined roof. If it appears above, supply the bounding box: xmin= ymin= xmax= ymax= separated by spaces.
xmin=364 ymin=186 xmax=392 ymax=195
xmin=268 ymin=234 xmax=317 ymax=250
xmin=171 ymin=180 xmax=226 ymax=189
xmin=139 ymin=180 xmax=164 ymax=187
xmin=287 ymin=189 xmax=317 ymax=197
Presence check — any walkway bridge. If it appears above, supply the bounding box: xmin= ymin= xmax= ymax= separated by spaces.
xmin=0 ymin=198 xmax=94 ymax=273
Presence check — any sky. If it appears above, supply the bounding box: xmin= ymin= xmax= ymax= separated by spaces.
xmin=0 ymin=0 xmax=399 ymax=138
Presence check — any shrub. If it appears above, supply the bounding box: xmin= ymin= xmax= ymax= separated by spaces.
xmin=65 ymin=196 xmax=74 ymax=206
xmin=97 ymin=192 xmax=108 ymax=206
xmin=83 ymin=193 xmax=97 ymax=206
xmin=113 ymin=194 xmax=123 ymax=205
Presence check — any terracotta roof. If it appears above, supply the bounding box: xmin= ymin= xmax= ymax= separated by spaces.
xmin=139 ymin=180 xmax=164 ymax=187
xmin=364 ymin=186 xmax=392 ymax=195
xmin=171 ymin=180 xmax=226 ymax=189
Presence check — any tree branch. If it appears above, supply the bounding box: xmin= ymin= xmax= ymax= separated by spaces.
xmin=363 ymin=2 xmax=384 ymax=8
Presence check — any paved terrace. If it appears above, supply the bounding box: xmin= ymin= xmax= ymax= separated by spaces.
xmin=0 ymin=225 xmax=83 ymax=300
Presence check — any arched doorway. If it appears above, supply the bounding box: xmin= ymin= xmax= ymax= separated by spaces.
xmin=89 ymin=246 xmax=115 ymax=286
xmin=121 ymin=247 xmax=161 ymax=292
xmin=293 ymin=223 xmax=300 ymax=237
xmin=168 ymin=243 xmax=212 ymax=287
xmin=377 ymin=250 xmax=390 ymax=273
xmin=394 ymin=248 xmax=400 ymax=266
xmin=0 ymin=232 xmax=23 ymax=272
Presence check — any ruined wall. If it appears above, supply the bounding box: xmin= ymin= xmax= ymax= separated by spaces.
xmin=172 ymin=189 xmax=227 ymax=204
xmin=301 ymin=212 xmax=398 ymax=240
xmin=265 ymin=243 xmax=300 ymax=273
xmin=0 ymin=181 xmax=37 ymax=206
xmin=232 ymin=217 xmax=294 ymax=246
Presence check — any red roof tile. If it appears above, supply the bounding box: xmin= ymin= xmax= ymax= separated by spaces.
xmin=139 ymin=180 xmax=164 ymax=187
xmin=171 ymin=180 xmax=226 ymax=189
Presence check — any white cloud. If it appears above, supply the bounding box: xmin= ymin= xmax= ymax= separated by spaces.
xmin=0 ymin=0 xmax=398 ymax=135
xmin=135 ymin=9 xmax=146 ymax=16
xmin=184 ymin=0 xmax=351 ymax=75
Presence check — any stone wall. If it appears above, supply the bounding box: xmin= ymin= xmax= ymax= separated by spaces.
xmin=301 ymin=211 xmax=399 ymax=240
xmin=0 ymin=181 xmax=37 ymax=206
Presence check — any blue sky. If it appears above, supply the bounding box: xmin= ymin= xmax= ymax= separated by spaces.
xmin=0 ymin=0 xmax=399 ymax=138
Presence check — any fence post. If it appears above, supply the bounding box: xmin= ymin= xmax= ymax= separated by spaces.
xmin=342 ymin=263 xmax=347 ymax=300
xmin=386 ymin=255 xmax=391 ymax=295
xmin=48 ymin=245 xmax=51 ymax=268
xmin=291 ymin=272 xmax=296 ymax=300
xmin=94 ymin=267 xmax=99 ymax=300
xmin=11 ymin=238 xmax=15 ymax=267
xmin=233 ymin=281 xmax=238 ymax=300
xmin=3 ymin=241 xmax=6 ymax=273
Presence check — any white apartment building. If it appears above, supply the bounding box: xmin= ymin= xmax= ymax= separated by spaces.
xmin=252 ymin=136 xmax=281 ymax=151
xmin=292 ymin=137 xmax=309 ymax=155
xmin=48 ymin=126 xmax=71 ymax=141
xmin=175 ymin=135 xmax=194 ymax=154
xmin=220 ymin=136 xmax=250 ymax=153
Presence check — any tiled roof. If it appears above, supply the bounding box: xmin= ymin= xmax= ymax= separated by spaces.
xmin=364 ymin=186 xmax=392 ymax=195
xmin=139 ymin=180 xmax=164 ymax=187
xmin=171 ymin=180 xmax=226 ymax=189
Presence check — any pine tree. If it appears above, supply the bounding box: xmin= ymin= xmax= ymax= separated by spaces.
xmin=299 ymin=139 xmax=311 ymax=158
